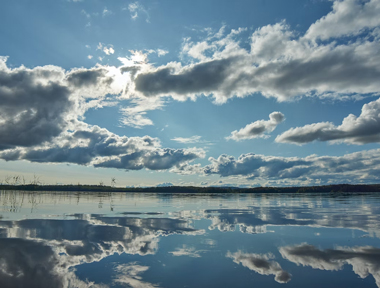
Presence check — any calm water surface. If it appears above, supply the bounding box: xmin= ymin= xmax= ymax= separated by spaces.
xmin=1 ymin=191 xmax=380 ymax=288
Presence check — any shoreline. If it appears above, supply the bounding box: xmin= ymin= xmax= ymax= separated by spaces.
xmin=1 ymin=183 xmax=380 ymax=193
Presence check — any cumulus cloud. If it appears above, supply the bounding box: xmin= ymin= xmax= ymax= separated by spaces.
xmin=0 ymin=58 xmax=204 ymax=173
xmin=0 ymin=124 xmax=205 ymax=171
xmin=0 ymin=60 xmax=72 ymax=150
xmin=183 ymin=148 xmax=380 ymax=185
xmin=0 ymin=58 xmax=123 ymax=150
xmin=227 ymin=251 xmax=291 ymax=283
xmin=124 ymin=1 xmax=380 ymax=103
xmin=227 ymin=112 xmax=285 ymax=141
xmin=276 ymin=97 xmax=380 ymax=145
xmin=305 ymin=0 xmax=380 ymax=40
xmin=280 ymin=244 xmax=380 ymax=287
xmin=0 ymin=58 xmax=119 ymax=151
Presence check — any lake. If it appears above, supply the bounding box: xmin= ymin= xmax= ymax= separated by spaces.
xmin=0 ymin=191 xmax=380 ymax=288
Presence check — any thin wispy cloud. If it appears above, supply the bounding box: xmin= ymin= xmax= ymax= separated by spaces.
xmin=127 ymin=2 xmax=150 ymax=22
xmin=172 ymin=136 xmax=202 ymax=144
xmin=169 ymin=245 xmax=205 ymax=258
xmin=102 ymin=7 xmax=112 ymax=17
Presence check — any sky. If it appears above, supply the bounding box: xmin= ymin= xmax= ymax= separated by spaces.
xmin=1 ymin=0 xmax=380 ymax=187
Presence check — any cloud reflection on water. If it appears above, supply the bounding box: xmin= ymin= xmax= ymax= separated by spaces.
xmin=1 ymin=191 xmax=380 ymax=287
xmin=114 ymin=263 xmax=160 ymax=288
xmin=280 ymin=244 xmax=380 ymax=287
xmin=227 ymin=251 xmax=292 ymax=284
xmin=0 ymin=213 xmax=204 ymax=288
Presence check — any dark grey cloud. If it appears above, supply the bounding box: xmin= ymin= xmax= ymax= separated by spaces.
xmin=1 ymin=125 xmax=204 ymax=171
xmin=66 ymin=67 xmax=113 ymax=88
xmin=0 ymin=59 xmax=203 ymax=173
xmin=134 ymin=57 xmax=236 ymax=97
xmin=280 ymin=244 xmax=380 ymax=287
xmin=95 ymin=147 xmax=202 ymax=171
xmin=0 ymin=238 xmax=62 ymax=288
xmin=0 ymin=238 xmax=107 ymax=288
xmin=143 ymin=148 xmax=201 ymax=170
xmin=0 ymin=63 xmax=73 ymax=150
xmin=227 ymin=112 xmax=285 ymax=141
xmin=227 ymin=251 xmax=291 ymax=283
xmin=120 ymin=65 xmax=141 ymax=79
xmin=276 ymin=97 xmax=380 ymax=145
xmin=0 ymin=58 xmax=122 ymax=152
xmin=0 ymin=214 xmax=204 ymax=259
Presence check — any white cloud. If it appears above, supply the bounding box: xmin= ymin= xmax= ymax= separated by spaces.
xmin=87 ymin=55 xmax=93 ymax=59
xmin=305 ymin=0 xmax=380 ymax=40
xmin=172 ymin=136 xmax=202 ymax=144
xmin=276 ymin=97 xmax=380 ymax=145
xmin=145 ymin=48 xmax=169 ymax=57
xmin=104 ymin=47 xmax=114 ymax=55
xmin=157 ymin=49 xmax=168 ymax=57
xmin=120 ymin=97 xmax=165 ymax=128
xmin=97 ymin=43 xmax=115 ymax=55
xmin=227 ymin=112 xmax=285 ymax=141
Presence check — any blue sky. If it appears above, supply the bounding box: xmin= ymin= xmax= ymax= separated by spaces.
xmin=1 ymin=0 xmax=380 ymax=187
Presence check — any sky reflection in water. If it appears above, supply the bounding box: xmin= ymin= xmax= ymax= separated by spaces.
xmin=0 ymin=191 xmax=380 ymax=287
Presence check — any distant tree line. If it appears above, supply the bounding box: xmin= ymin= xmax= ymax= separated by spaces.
xmin=0 ymin=183 xmax=380 ymax=193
